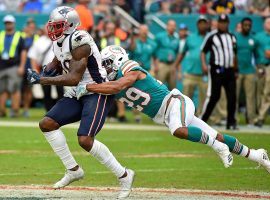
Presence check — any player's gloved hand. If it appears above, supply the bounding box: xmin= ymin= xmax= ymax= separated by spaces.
xmin=76 ymin=84 xmax=87 ymax=100
xmin=64 ymin=87 xmax=76 ymax=98
xmin=27 ymin=69 xmax=40 ymax=84
xmin=40 ymin=65 xmax=60 ymax=77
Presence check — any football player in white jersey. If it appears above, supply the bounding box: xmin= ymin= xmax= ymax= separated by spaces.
xmin=27 ymin=6 xmax=134 ymax=199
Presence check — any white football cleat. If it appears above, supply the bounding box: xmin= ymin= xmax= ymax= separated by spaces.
xmin=256 ymin=149 xmax=270 ymax=173
xmin=214 ymin=142 xmax=233 ymax=168
xmin=53 ymin=167 xmax=84 ymax=189
xmin=117 ymin=169 xmax=135 ymax=199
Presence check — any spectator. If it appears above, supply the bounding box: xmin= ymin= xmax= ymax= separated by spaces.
xmin=42 ymin=0 xmax=63 ymax=13
xmin=190 ymin=0 xmax=202 ymax=13
xmin=99 ymin=21 xmax=122 ymax=49
xmin=248 ymin=0 xmax=270 ymax=18
xmin=75 ymin=0 xmax=94 ymax=32
xmin=154 ymin=20 xmax=179 ymax=90
xmin=235 ymin=22 xmax=242 ymax=33
xmin=28 ymin=26 xmax=64 ymax=111
xmin=178 ymin=23 xmax=188 ymax=53
xmin=99 ymin=21 xmax=127 ymax=122
xmin=254 ymin=17 xmax=270 ymax=127
xmin=115 ymin=0 xmax=130 ymax=13
xmin=174 ymin=16 xmax=209 ymax=115
xmin=235 ymin=17 xmax=257 ymax=126
xmin=209 ymin=0 xmax=235 ymax=15
xmin=129 ymin=25 xmax=156 ymax=72
xmin=127 ymin=0 xmax=144 ymax=23
xmin=0 ymin=15 xmax=27 ymax=117
xmin=170 ymin=0 xmax=191 ymax=14
xmin=61 ymin=0 xmax=76 ymax=7
xmin=20 ymin=18 xmax=39 ymax=117
xmin=21 ymin=0 xmax=43 ymax=13
xmin=234 ymin=0 xmax=249 ymax=14
xmin=0 ymin=0 xmax=23 ymax=12
xmin=157 ymin=1 xmax=171 ymax=14
xmin=93 ymin=0 xmax=113 ymax=17
xmin=129 ymin=24 xmax=156 ymax=123
xmin=200 ymin=14 xmax=238 ymax=130
xmin=199 ymin=0 xmax=213 ymax=14
xmin=210 ymin=19 xmax=218 ymax=30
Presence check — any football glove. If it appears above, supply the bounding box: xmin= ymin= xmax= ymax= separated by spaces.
xmin=76 ymin=84 xmax=87 ymax=100
xmin=27 ymin=69 xmax=40 ymax=84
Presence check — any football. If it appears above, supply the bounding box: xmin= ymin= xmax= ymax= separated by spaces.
xmin=46 ymin=61 xmax=63 ymax=74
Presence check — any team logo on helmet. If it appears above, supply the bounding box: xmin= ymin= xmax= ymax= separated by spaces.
xmin=58 ymin=7 xmax=73 ymax=18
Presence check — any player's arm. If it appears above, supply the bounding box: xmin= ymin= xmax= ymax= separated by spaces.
xmin=86 ymin=71 xmax=140 ymax=94
xmin=39 ymin=45 xmax=90 ymax=86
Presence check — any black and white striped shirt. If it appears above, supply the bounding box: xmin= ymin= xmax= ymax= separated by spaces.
xmin=201 ymin=30 xmax=237 ymax=68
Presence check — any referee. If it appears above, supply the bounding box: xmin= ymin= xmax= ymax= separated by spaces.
xmin=200 ymin=14 xmax=238 ymax=130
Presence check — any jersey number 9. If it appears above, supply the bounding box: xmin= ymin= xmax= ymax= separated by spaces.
xmin=119 ymin=87 xmax=150 ymax=111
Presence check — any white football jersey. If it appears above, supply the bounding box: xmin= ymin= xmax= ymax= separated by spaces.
xmin=52 ymin=30 xmax=107 ymax=86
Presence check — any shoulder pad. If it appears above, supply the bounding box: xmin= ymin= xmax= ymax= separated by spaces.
xmin=70 ymin=30 xmax=93 ymax=52
xmin=120 ymin=60 xmax=140 ymax=75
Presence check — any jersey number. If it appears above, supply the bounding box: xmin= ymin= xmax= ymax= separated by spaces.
xmin=119 ymin=87 xmax=150 ymax=111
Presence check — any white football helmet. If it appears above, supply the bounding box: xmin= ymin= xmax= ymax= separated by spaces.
xmin=47 ymin=6 xmax=80 ymax=41
xmin=101 ymin=45 xmax=129 ymax=80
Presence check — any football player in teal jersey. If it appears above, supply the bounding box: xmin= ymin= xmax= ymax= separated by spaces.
xmin=77 ymin=45 xmax=270 ymax=173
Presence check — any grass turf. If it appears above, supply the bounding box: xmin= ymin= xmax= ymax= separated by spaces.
xmin=0 ymin=125 xmax=269 ymax=192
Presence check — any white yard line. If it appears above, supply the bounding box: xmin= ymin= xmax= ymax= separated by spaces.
xmin=0 ymin=185 xmax=269 ymax=199
xmin=0 ymin=121 xmax=270 ymax=134
xmin=0 ymin=167 xmax=260 ymax=177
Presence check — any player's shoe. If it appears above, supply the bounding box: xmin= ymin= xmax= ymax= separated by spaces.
xmin=256 ymin=149 xmax=270 ymax=173
xmin=213 ymin=142 xmax=233 ymax=168
xmin=53 ymin=167 xmax=84 ymax=189
xmin=117 ymin=169 xmax=135 ymax=199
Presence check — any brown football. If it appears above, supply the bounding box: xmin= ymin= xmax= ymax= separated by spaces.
xmin=45 ymin=61 xmax=63 ymax=75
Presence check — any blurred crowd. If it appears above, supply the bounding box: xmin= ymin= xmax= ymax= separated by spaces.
xmin=0 ymin=0 xmax=269 ymax=19
xmin=0 ymin=0 xmax=269 ymax=128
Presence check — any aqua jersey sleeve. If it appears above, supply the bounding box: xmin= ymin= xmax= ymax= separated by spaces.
xmin=120 ymin=60 xmax=147 ymax=75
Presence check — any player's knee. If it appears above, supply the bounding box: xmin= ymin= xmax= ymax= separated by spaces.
xmin=39 ymin=117 xmax=59 ymax=132
xmin=216 ymin=133 xmax=224 ymax=142
xmin=173 ymin=127 xmax=187 ymax=139
xmin=78 ymin=136 xmax=94 ymax=151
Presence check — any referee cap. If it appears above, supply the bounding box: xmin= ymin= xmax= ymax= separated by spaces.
xmin=218 ymin=14 xmax=229 ymax=22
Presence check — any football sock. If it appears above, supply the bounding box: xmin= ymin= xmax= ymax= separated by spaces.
xmin=44 ymin=129 xmax=78 ymax=170
xmin=187 ymin=126 xmax=215 ymax=147
xmin=223 ymin=134 xmax=249 ymax=157
xmin=89 ymin=140 xmax=126 ymax=178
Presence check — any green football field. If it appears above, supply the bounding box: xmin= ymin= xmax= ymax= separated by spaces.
xmin=0 ymin=109 xmax=270 ymax=194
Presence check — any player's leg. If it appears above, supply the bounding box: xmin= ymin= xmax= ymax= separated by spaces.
xmin=39 ymin=97 xmax=84 ymax=188
xmin=167 ymin=93 xmax=233 ymax=168
xmin=78 ymin=94 xmax=134 ymax=198
xmin=200 ymin=70 xmax=222 ymax=122
xmin=190 ymin=116 xmax=270 ymax=173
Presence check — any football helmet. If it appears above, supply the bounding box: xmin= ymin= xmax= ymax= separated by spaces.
xmin=47 ymin=6 xmax=80 ymax=41
xmin=101 ymin=45 xmax=129 ymax=80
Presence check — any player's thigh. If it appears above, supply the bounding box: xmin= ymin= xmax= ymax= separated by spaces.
xmin=78 ymin=94 xmax=114 ymax=137
xmin=45 ymin=97 xmax=83 ymax=127
xmin=167 ymin=94 xmax=195 ymax=134
xmin=7 ymin=67 xmax=22 ymax=93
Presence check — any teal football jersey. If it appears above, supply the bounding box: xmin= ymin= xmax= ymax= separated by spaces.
xmin=115 ymin=60 xmax=170 ymax=118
